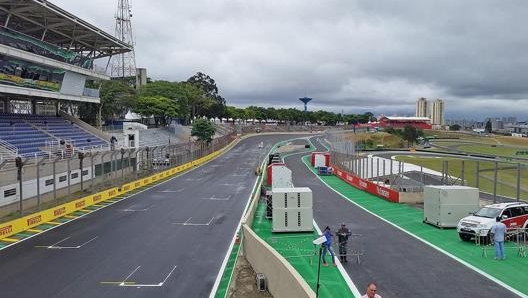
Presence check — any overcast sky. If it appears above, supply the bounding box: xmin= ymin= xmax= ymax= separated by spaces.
xmin=50 ymin=0 xmax=528 ymax=121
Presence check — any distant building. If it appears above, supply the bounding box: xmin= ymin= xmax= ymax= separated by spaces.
xmin=378 ymin=116 xmax=431 ymax=129
xmin=416 ymin=97 xmax=428 ymax=118
xmin=509 ymin=124 xmax=528 ymax=136
xmin=489 ymin=118 xmax=504 ymax=131
xmin=501 ymin=116 xmax=517 ymax=125
xmin=431 ymin=99 xmax=445 ymax=127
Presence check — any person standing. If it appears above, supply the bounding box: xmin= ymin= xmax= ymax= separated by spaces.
xmin=321 ymin=226 xmax=336 ymax=266
xmin=362 ymin=282 xmax=382 ymax=298
xmin=490 ymin=216 xmax=507 ymax=260
xmin=337 ymin=223 xmax=352 ymax=262
xmin=110 ymin=135 xmax=118 ymax=150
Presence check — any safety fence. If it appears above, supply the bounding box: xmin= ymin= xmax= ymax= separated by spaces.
xmin=0 ymin=133 xmax=237 ymax=220
xmin=325 ymin=130 xmax=528 ymax=203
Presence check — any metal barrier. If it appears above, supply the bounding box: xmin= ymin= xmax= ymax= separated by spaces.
xmin=336 ymin=234 xmax=364 ymax=264
xmin=476 ymin=228 xmax=527 ymax=258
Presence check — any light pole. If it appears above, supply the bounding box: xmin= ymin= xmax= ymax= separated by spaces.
xmin=78 ymin=151 xmax=85 ymax=193
xmin=15 ymin=157 xmax=24 ymax=216
xmin=120 ymin=148 xmax=125 ymax=181
xmin=313 ymin=235 xmax=327 ymax=298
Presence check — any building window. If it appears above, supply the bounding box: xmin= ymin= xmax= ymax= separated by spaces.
xmin=4 ymin=188 xmax=16 ymax=197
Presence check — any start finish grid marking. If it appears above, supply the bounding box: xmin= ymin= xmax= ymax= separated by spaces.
xmin=35 ymin=236 xmax=98 ymax=249
xmin=101 ymin=265 xmax=178 ymax=287
xmin=200 ymin=195 xmax=231 ymax=201
xmin=173 ymin=217 xmax=215 ymax=226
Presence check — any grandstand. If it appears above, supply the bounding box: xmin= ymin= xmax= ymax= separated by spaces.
xmin=0 ymin=0 xmax=132 ymax=161
xmin=377 ymin=116 xmax=432 ymax=129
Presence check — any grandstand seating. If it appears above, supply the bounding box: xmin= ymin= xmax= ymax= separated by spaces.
xmin=0 ymin=114 xmax=107 ymax=158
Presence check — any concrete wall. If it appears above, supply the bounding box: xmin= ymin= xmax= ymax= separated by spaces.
xmin=242 ymin=225 xmax=315 ymax=298
xmin=240 ymin=165 xmax=315 ymax=298
xmin=399 ymin=191 xmax=424 ymax=204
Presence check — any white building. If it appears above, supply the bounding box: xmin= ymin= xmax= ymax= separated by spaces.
xmin=431 ymin=99 xmax=445 ymax=126
xmin=415 ymin=97 xmax=428 ymax=118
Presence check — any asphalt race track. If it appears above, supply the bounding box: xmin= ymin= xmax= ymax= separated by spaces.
xmin=0 ymin=134 xmax=307 ymax=298
xmin=0 ymin=134 xmax=520 ymax=298
xmin=286 ymin=136 xmax=519 ymax=298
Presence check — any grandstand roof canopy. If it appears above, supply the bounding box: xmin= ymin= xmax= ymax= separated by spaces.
xmin=380 ymin=116 xmax=430 ymax=122
xmin=0 ymin=0 xmax=132 ymax=59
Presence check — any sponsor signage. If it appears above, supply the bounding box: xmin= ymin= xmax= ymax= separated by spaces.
xmin=93 ymin=194 xmax=102 ymax=202
xmin=332 ymin=165 xmax=399 ymax=203
xmin=27 ymin=215 xmax=42 ymax=226
xmin=0 ymin=225 xmax=13 ymax=236
xmin=75 ymin=201 xmax=86 ymax=209
xmin=54 ymin=207 xmax=66 ymax=217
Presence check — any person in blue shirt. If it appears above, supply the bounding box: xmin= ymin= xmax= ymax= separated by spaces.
xmin=490 ymin=216 xmax=507 ymax=260
xmin=321 ymin=226 xmax=337 ymax=266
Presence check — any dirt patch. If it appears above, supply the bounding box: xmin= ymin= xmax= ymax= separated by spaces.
xmin=228 ymin=255 xmax=273 ymax=298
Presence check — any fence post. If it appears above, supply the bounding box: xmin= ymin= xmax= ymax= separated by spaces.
xmin=516 ymin=163 xmax=521 ymax=202
xmin=493 ymin=161 xmax=498 ymax=203
xmin=476 ymin=161 xmax=480 ymax=188
xmin=461 ymin=160 xmax=465 ymax=186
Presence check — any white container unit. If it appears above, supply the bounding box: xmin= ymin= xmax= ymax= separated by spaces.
xmin=423 ymin=185 xmax=480 ymax=228
xmin=271 ymin=187 xmax=313 ymax=232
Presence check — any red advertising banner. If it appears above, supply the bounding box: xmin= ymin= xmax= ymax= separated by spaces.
xmin=332 ymin=166 xmax=400 ymax=203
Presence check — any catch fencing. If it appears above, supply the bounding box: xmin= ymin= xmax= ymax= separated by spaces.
xmin=325 ymin=130 xmax=528 ymax=203
xmin=0 ymin=133 xmax=236 ymax=219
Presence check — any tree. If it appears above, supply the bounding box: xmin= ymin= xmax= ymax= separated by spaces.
xmin=78 ymin=80 xmax=137 ymax=127
xmin=137 ymin=80 xmax=201 ymax=125
xmin=402 ymin=125 xmax=423 ymax=147
xmin=133 ymin=95 xmax=179 ymax=127
xmin=191 ymin=118 xmax=216 ymax=142
xmin=485 ymin=119 xmax=492 ymax=133
xmin=187 ymin=72 xmax=226 ymax=120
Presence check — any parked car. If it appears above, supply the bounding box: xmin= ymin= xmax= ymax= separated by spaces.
xmin=456 ymin=202 xmax=528 ymax=244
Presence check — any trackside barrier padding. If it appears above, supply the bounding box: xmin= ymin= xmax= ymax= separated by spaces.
xmin=0 ymin=142 xmax=232 ymax=241
xmin=332 ymin=165 xmax=400 ymax=203
xmin=0 ymin=187 xmax=119 ymax=239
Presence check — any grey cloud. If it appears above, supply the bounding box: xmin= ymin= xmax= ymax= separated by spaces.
xmin=51 ymin=0 xmax=528 ymax=120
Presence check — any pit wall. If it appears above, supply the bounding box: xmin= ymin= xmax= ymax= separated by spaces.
xmin=242 ymin=225 xmax=315 ymax=298
xmin=240 ymin=170 xmax=315 ymax=298
xmin=0 ymin=144 xmax=226 ymax=240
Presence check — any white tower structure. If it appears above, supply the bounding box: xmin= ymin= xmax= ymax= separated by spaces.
xmin=431 ymin=98 xmax=445 ymax=126
xmin=111 ymin=0 xmax=137 ymax=81
xmin=416 ymin=97 xmax=428 ymax=118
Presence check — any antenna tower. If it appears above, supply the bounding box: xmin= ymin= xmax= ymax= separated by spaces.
xmin=111 ymin=0 xmax=137 ymax=81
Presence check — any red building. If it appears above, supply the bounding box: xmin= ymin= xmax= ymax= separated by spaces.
xmin=377 ymin=116 xmax=431 ymax=129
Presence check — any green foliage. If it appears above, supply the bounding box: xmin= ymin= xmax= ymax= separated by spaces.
xmin=485 ymin=119 xmax=492 ymax=133
xmin=134 ymin=95 xmax=179 ymax=127
xmin=137 ymin=80 xmax=202 ymax=125
xmin=191 ymin=118 xmax=216 ymax=142
xmin=187 ymin=72 xmax=226 ymax=120
xmin=78 ymin=80 xmax=136 ymax=125
xmin=401 ymin=125 xmax=424 ymax=147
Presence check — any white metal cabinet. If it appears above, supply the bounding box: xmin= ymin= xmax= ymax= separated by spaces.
xmin=423 ymin=185 xmax=479 ymax=228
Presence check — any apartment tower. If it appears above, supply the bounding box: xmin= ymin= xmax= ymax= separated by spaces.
xmin=431 ymin=98 xmax=445 ymax=126
xmin=416 ymin=97 xmax=428 ymax=118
